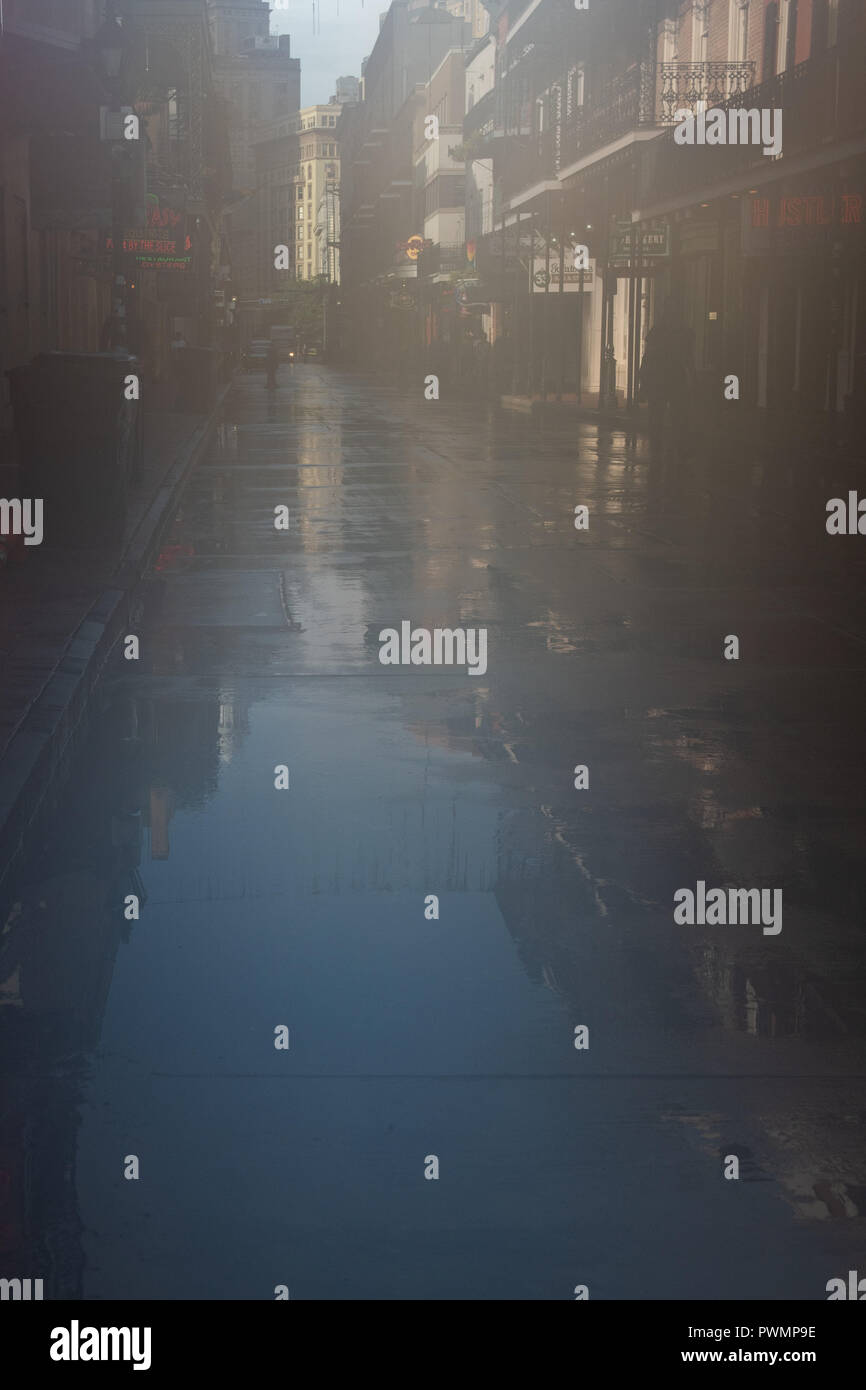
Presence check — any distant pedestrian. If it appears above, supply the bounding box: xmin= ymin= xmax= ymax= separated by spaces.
xmin=473 ymin=332 xmax=491 ymax=398
xmin=170 ymin=331 xmax=188 ymax=408
xmin=265 ymin=339 xmax=279 ymax=391
xmin=639 ymin=298 xmax=695 ymax=461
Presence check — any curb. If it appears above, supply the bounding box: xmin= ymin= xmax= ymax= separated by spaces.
xmin=0 ymin=381 xmax=231 ymax=894
xmin=499 ymin=395 xmax=648 ymax=431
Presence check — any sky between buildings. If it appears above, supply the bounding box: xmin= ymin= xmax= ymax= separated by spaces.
xmin=270 ymin=0 xmax=384 ymax=106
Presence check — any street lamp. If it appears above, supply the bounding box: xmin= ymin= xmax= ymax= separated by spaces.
xmin=96 ymin=1 xmax=130 ymax=355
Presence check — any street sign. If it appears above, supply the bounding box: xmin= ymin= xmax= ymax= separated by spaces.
xmin=609 ymin=219 xmax=670 ymax=265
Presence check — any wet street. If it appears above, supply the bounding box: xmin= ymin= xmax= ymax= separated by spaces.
xmin=3 ymin=364 xmax=866 ymax=1300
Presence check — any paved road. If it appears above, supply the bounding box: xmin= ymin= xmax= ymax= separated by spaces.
xmin=3 ymin=365 xmax=865 ymax=1299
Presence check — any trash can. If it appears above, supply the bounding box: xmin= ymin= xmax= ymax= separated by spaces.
xmin=7 ymin=352 xmax=140 ymax=544
xmin=173 ymin=346 xmax=220 ymax=414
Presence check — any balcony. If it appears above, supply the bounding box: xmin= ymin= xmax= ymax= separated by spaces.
xmin=560 ymin=64 xmax=656 ymax=172
xmin=643 ymin=44 xmax=866 ymax=208
xmin=422 ymin=243 xmax=467 ymax=276
xmin=658 ymin=62 xmax=755 ymax=121
xmin=464 ymin=87 xmax=496 ymax=139
xmin=500 ymin=131 xmax=556 ymax=204
xmin=559 ymin=61 xmax=757 ymax=176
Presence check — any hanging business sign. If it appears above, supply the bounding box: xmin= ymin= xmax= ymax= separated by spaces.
xmin=742 ymin=184 xmax=864 ymax=256
xmin=531 ymin=248 xmax=595 ymax=292
xmin=144 ymin=192 xmax=187 ymax=232
xmin=609 ymin=219 xmax=670 ymax=265
xmin=397 ymin=234 xmax=431 ymax=262
xmin=103 ymin=230 xmax=193 ymax=272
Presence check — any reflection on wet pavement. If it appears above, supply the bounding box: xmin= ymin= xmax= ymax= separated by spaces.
xmin=1 ymin=367 xmax=865 ymax=1298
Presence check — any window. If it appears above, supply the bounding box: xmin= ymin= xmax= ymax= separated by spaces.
xmin=566 ymin=65 xmax=585 ymax=122
xmin=298 ymin=206 xmax=304 ymax=219
xmin=782 ymin=0 xmax=799 ymax=71
xmin=762 ymin=3 xmax=779 ymax=80
xmin=660 ymin=17 xmax=678 ymax=63
xmin=692 ymin=1 xmax=709 ymax=63
xmin=811 ymin=0 xmax=828 ymax=47
xmin=729 ymin=1 xmax=749 ymax=63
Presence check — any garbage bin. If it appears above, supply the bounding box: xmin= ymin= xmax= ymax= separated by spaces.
xmin=173 ymin=346 xmax=220 ymax=413
xmin=7 ymin=352 xmax=140 ymax=544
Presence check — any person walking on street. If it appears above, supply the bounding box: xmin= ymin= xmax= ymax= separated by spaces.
xmin=473 ymin=332 xmax=491 ymax=399
xmin=265 ymin=339 xmax=279 ymax=391
xmin=638 ymin=298 xmax=695 ymax=462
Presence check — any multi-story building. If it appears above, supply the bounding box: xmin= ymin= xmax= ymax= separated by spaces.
xmin=442 ymin=0 xmax=489 ymax=40
xmin=333 ymin=75 xmax=360 ymax=105
xmin=0 ymin=0 xmax=233 ymax=438
xmin=0 ymin=0 xmax=109 ymax=440
xmin=468 ymin=0 xmax=865 ymax=421
xmin=254 ymin=112 xmax=300 ymax=301
xmin=126 ymin=0 xmax=232 ymax=366
xmin=413 ymin=48 xmax=469 ymax=345
xmin=295 ymin=103 xmax=342 ymax=281
xmin=315 ymin=178 xmax=341 ymax=284
xmin=209 ymin=0 xmax=300 ymax=300
xmin=338 ymin=0 xmax=470 ymax=365
xmin=638 ymin=0 xmax=866 ymax=421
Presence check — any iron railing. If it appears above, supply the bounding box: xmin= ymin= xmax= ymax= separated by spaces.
xmin=643 ymin=45 xmax=866 ymax=204
xmin=557 ymin=61 xmax=755 ymax=172
xmin=657 ymin=61 xmax=756 ymax=121
xmin=560 ymin=62 xmax=656 ymax=170
xmin=500 ymin=130 xmax=556 ymax=202
xmin=464 ymin=87 xmax=496 ymax=139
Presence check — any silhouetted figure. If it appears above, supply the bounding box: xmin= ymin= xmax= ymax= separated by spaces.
xmin=473 ymin=332 xmax=490 ymax=398
xmin=265 ymin=339 xmax=279 ymax=391
xmin=639 ymin=299 xmax=695 ymax=461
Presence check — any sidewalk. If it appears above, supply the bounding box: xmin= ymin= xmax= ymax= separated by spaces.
xmin=498 ymin=391 xmax=862 ymax=456
xmin=0 ymin=387 xmax=229 ymax=889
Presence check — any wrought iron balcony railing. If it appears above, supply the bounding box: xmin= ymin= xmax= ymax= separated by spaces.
xmin=559 ymin=61 xmax=756 ymax=173
xmin=658 ymin=61 xmax=756 ymax=122
xmin=464 ymin=87 xmax=496 ymax=139
xmin=500 ymin=130 xmax=556 ymax=202
xmin=642 ymin=44 xmax=866 ymax=206
xmin=560 ymin=63 xmax=656 ymax=170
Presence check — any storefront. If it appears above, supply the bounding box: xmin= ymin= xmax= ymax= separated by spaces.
xmin=739 ymin=159 xmax=866 ymax=414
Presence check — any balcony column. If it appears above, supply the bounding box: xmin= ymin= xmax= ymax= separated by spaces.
xmin=599 ymin=175 xmax=616 ymax=410
xmin=557 ymin=196 xmax=567 ymax=402
xmin=541 ymin=191 xmax=551 ymax=403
